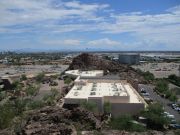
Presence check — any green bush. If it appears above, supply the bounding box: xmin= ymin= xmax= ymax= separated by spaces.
xmin=80 ymin=101 xmax=98 ymax=112
xmin=155 ymin=79 xmax=169 ymax=93
xmin=141 ymin=103 xmax=170 ymax=130
xmin=109 ymin=115 xmax=145 ymax=132
xmin=103 ymin=102 xmax=111 ymax=114
xmin=0 ymin=91 xmax=6 ymax=101
xmin=64 ymin=77 xmax=72 ymax=84
xmin=35 ymin=72 xmax=45 ymax=82
xmin=169 ymin=93 xmax=177 ymax=102
xmin=43 ymin=94 xmax=55 ymax=105
xmin=20 ymin=74 xmax=27 ymax=81
xmin=136 ymin=69 xmax=154 ymax=81
xmin=168 ymin=74 xmax=180 ymax=87
xmin=26 ymin=85 xmax=39 ymax=97
xmin=27 ymin=100 xmax=44 ymax=110
xmin=0 ymin=102 xmax=15 ymax=129
xmin=143 ymin=71 xmax=155 ymax=81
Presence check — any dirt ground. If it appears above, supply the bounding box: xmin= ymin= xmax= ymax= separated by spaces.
xmin=34 ymin=80 xmax=66 ymax=100
xmin=132 ymin=62 xmax=180 ymax=78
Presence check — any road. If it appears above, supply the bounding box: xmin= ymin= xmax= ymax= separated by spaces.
xmin=139 ymin=84 xmax=180 ymax=121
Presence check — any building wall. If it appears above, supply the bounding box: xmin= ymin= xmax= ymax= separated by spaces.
xmin=64 ymin=98 xmax=87 ymax=104
xmin=104 ymin=96 xmax=129 ymax=103
xmin=118 ymin=54 xmax=140 ymax=65
xmin=88 ymin=97 xmax=103 ymax=113
xmin=110 ymin=103 xmax=144 ymax=117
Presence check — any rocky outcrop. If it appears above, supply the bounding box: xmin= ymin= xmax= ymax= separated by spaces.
xmin=69 ymin=53 xmax=127 ymax=73
xmin=21 ymin=106 xmax=101 ymax=135
xmin=69 ymin=53 xmax=146 ymax=88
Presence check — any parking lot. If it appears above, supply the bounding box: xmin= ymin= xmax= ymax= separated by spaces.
xmin=139 ymin=84 xmax=180 ymax=121
xmin=133 ymin=63 xmax=179 ymax=78
xmin=0 ymin=65 xmax=69 ymax=77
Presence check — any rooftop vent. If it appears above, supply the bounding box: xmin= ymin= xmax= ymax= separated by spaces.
xmin=91 ymin=88 xmax=96 ymax=91
xmin=114 ymin=92 xmax=119 ymax=96
xmin=74 ymin=92 xmax=79 ymax=96
xmin=90 ymin=92 xmax=96 ymax=95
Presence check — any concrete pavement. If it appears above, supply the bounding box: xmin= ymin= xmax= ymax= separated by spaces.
xmin=139 ymin=84 xmax=180 ymax=121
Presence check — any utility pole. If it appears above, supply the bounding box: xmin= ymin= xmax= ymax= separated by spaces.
xmin=179 ymin=65 xmax=180 ymax=77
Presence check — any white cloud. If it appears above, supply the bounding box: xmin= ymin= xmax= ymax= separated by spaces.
xmin=0 ymin=0 xmax=180 ymax=50
xmin=88 ymin=38 xmax=119 ymax=46
xmin=63 ymin=39 xmax=81 ymax=45
xmin=43 ymin=39 xmax=81 ymax=45
xmin=0 ymin=0 xmax=109 ymax=26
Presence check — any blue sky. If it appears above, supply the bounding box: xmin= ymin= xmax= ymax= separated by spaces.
xmin=0 ymin=0 xmax=180 ymax=51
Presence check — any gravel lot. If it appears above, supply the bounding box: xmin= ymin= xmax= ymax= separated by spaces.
xmin=34 ymin=80 xmax=65 ymax=100
xmin=133 ymin=63 xmax=180 ymax=78
xmin=0 ymin=64 xmax=69 ymax=77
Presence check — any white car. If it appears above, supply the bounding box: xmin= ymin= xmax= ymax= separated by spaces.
xmin=142 ymin=92 xmax=150 ymax=96
xmin=164 ymin=112 xmax=170 ymax=116
xmin=167 ymin=114 xmax=175 ymax=119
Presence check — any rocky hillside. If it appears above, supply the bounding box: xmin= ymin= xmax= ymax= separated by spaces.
xmin=0 ymin=106 xmax=101 ymax=135
xmin=69 ymin=53 xmax=127 ymax=73
xmin=21 ymin=106 xmax=101 ymax=135
xmin=69 ymin=53 xmax=146 ymax=89
xmin=1 ymin=106 xmax=178 ymax=135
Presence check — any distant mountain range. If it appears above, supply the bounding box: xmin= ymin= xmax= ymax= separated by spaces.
xmin=0 ymin=48 xmax=180 ymax=53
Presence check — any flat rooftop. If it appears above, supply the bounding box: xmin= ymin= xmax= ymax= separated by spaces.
xmin=65 ymin=70 xmax=104 ymax=77
xmin=65 ymin=80 xmax=142 ymax=103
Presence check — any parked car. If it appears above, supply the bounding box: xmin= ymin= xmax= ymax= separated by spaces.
xmin=170 ymin=119 xmax=176 ymax=124
xmin=169 ymin=124 xmax=180 ymax=129
xmin=142 ymin=92 xmax=150 ymax=96
xmin=171 ymin=103 xmax=178 ymax=109
xmin=174 ymin=107 xmax=180 ymax=112
xmin=163 ymin=111 xmax=170 ymax=116
xmin=140 ymin=88 xmax=146 ymax=93
xmin=166 ymin=114 xmax=175 ymax=119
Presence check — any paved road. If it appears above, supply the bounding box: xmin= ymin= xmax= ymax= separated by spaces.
xmin=139 ymin=84 xmax=180 ymax=121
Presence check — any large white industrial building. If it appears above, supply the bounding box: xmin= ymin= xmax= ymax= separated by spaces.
xmin=65 ymin=70 xmax=104 ymax=78
xmin=64 ymin=70 xmax=146 ymax=117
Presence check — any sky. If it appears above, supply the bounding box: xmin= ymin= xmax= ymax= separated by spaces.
xmin=0 ymin=0 xmax=180 ymax=51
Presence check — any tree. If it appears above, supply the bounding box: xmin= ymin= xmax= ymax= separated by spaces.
xmin=169 ymin=93 xmax=177 ymax=102
xmin=80 ymin=101 xmax=98 ymax=112
xmin=43 ymin=94 xmax=55 ymax=106
xmin=12 ymin=81 xmax=23 ymax=91
xmin=110 ymin=115 xmax=133 ymax=130
xmin=13 ymin=98 xmax=26 ymax=115
xmin=35 ymin=72 xmax=45 ymax=83
xmin=109 ymin=115 xmax=145 ymax=132
xmin=141 ymin=103 xmax=170 ymax=130
xmin=103 ymin=102 xmax=111 ymax=114
xmin=168 ymin=74 xmax=180 ymax=86
xmin=26 ymin=85 xmax=39 ymax=97
xmin=51 ymin=88 xmax=59 ymax=97
xmin=27 ymin=100 xmax=44 ymax=110
xmin=0 ymin=102 xmax=15 ymax=129
xmin=64 ymin=77 xmax=72 ymax=85
xmin=20 ymin=74 xmax=27 ymax=81
xmin=143 ymin=71 xmax=155 ymax=81
xmin=0 ymin=91 xmax=6 ymax=101
xmin=155 ymin=79 xmax=169 ymax=93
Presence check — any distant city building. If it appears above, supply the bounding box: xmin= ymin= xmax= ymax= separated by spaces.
xmin=118 ymin=53 xmax=140 ymax=65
